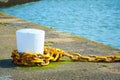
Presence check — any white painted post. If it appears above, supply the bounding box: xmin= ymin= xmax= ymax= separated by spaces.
xmin=16 ymin=29 xmax=45 ymax=54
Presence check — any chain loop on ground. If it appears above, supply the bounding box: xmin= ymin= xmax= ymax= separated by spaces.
xmin=11 ymin=46 xmax=120 ymax=66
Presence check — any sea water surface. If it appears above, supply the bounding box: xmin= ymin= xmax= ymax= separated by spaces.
xmin=0 ymin=0 xmax=120 ymax=49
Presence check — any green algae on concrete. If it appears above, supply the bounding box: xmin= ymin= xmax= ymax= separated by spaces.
xmin=21 ymin=60 xmax=71 ymax=70
xmin=41 ymin=60 xmax=71 ymax=70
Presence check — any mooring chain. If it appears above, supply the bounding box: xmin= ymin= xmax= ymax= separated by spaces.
xmin=11 ymin=46 xmax=120 ymax=66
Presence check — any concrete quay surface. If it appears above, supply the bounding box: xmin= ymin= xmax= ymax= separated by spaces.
xmin=0 ymin=12 xmax=120 ymax=80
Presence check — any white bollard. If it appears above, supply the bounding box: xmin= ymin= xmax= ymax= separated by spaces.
xmin=16 ymin=29 xmax=45 ymax=54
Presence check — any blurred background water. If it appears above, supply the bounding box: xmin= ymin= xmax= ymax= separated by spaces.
xmin=0 ymin=0 xmax=120 ymax=49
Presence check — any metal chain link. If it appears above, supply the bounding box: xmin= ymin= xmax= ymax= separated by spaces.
xmin=11 ymin=46 xmax=120 ymax=66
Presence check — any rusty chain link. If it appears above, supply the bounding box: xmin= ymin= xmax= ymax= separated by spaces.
xmin=11 ymin=46 xmax=120 ymax=66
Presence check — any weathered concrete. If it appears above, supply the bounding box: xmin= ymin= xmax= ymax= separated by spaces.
xmin=0 ymin=12 xmax=120 ymax=80
xmin=0 ymin=0 xmax=39 ymax=8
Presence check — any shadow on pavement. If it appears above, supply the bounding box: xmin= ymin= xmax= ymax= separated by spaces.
xmin=0 ymin=59 xmax=16 ymax=68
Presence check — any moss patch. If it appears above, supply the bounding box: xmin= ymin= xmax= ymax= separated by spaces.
xmin=21 ymin=59 xmax=72 ymax=70
xmin=101 ymin=64 xmax=108 ymax=67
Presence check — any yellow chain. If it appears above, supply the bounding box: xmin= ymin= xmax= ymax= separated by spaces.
xmin=11 ymin=46 xmax=120 ymax=66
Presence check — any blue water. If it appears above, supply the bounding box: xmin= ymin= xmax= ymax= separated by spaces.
xmin=0 ymin=0 xmax=120 ymax=49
